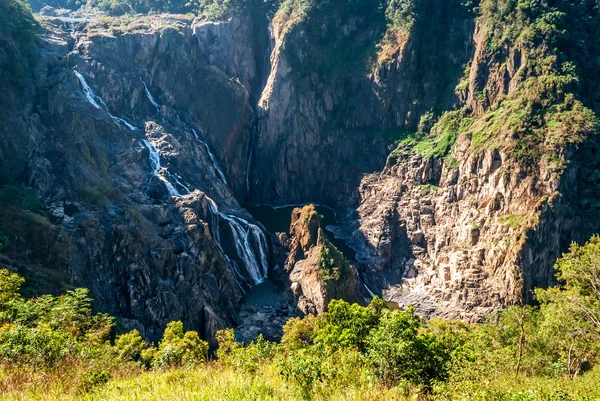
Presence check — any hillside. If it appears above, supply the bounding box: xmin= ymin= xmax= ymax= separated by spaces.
xmin=1 ymin=0 xmax=600 ymax=399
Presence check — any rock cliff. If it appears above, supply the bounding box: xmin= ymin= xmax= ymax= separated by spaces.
xmin=0 ymin=13 xmax=271 ymax=341
xmin=1 ymin=0 xmax=599 ymax=341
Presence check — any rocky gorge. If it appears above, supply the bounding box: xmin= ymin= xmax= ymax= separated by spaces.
xmin=1 ymin=0 xmax=599 ymax=343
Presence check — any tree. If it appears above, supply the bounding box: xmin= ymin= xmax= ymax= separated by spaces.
xmin=535 ymin=236 xmax=600 ymax=377
xmin=366 ymin=307 xmax=451 ymax=386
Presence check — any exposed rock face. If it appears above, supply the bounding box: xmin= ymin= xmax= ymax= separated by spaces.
xmin=0 ymin=14 xmax=270 ymax=341
xmin=1 ymin=0 xmax=597 ymax=342
xmin=336 ymin=138 xmax=568 ymax=320
xmin=70 ymin=15 xmax=255 ymax=199
xmin=251 ymin=2 xmax=474 ymax=207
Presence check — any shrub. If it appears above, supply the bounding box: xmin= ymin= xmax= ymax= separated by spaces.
xmin=215 ymin=328 xmax=240 ymax=360
xmin=366 ymin=307 xmax=451 ymax=386
xmin=314 ymin=297 xmax=386 ymax=354
xmin=115 ymin=330 xmax=148 ymax=363
xmin=278 ymin=349 xmax=323 ymax=400
xmin=152 ymin=321 xmax=208 ymax=369
xmin=220 ymin=334 xmax=277 ymax=373
xmin=281 ymin=314 xmax=319 ymax=351
xmin=317 ymin=239 xmax=350 ymax=282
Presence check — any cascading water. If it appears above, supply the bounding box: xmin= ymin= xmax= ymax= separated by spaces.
xmin=75 ymin=68 xmax=269 ymax=287
xmin=141 ymin=139 xmax=182 ymax=197
xmin=192 ymin=129 xmax=228 ymax=185
xmin=74 ymin=70 xmax=101 ymax=109
xmin=141 ymin=78 xmax=161 ymax=114
xmin=205 ymin=197 xmax=269 ymax=284
xmin=73 ymin=70 xmax=137 ymax=131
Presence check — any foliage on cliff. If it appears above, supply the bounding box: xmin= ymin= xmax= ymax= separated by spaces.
xmin=0 ymin=0 xmax=37 ymax=107
xmin=317 ymin=237 xmax=350 ymax=282
xmin=389 ymin=0 xmax=599 ymax=170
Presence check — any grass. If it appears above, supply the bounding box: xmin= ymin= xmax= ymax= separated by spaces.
xmin=0 ymin=363 xmax=413 ymax=401
xmin=3 ymin=362 xmax=600 ymax=401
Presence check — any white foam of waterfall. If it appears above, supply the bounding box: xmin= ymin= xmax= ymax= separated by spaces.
xmin=74 ymin=70 xmax=138 ymax=131
xmin=361 ymin=280 xmax=377 ymax=298
xmin=205 ymin=197 xmax=268 ymax=284
xmin=74 ymin=70 xmax=101 ymax=109
xmin=192 ymin=129 xmax=228 ymax=185
xmin=141 ymin=78 xmax=161 ymax=114
xmin=142 ymin=139 xmax=181 ymax=197
xmin=168 ymin=172 xmax=192 ymax=194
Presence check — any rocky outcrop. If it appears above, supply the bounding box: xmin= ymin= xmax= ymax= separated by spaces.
xmin=282 ymin=205 xmax=360 ymax=314
xmin=335 ymin=137 xmax=559 ymax=320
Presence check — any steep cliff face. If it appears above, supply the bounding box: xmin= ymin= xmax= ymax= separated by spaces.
xmin=1 ymin=0 xmax=598 ymax=340
xmin=250 ymin=0 xmax=599 ymax=320
xmin=0 ymin=13 xmax=270 ymax=341
xmin=251 ymin=0 xmax=474 ymax=206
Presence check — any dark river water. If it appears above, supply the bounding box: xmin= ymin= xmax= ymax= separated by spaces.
xmin=246 ymin=204 xmax=356 ymax=261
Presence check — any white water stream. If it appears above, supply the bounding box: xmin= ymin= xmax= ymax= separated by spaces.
xmin=74 ymin=70 xmax=268 ymax=285
xmin=141 ymin=139 xmax=181 ymax=197
xmin=205 ymin=197 xmax=268 ymax=284
xmin=141 ymin=78 xmax=161 ymax=114
xmin=192 ymin=129 xmax=228 ymax=185
xmin=74 ymin=70 xmax=137 ymax=131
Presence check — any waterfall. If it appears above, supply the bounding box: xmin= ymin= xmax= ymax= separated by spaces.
xmin=168 ymin=172 xmax=192 ymax=194
xmin=205 ymin=197 xmax=269 ymax=284
xmin=141 ymin=78 xmax=161 ymax=114
xmin=361 ymin=279 xmax=377 ymax=298
xmin=141 ymin=139 xmax=182 ymax=197
xmin=74 ymin=70 xmax=101 ymax=109
xmin=73 ymin=70 xmax=138 ymax=131
xmin=74 ymin=71 xmax=269 ymax=285
xmin=192 ymin=129 xmax=228 ymax=185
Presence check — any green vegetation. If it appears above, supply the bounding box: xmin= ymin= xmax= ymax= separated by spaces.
xmin=317 ymin=238 xmax=350 ymax=282
xmin=277 ymin=0 xmax=389 ymax=77
xmin=0 ymin=0 xmax=38 ymax=105
xmin=0 ymin=185 xmax=46 ymax=216
xmin=34 ymin=0 xmax=280 ymax=19
xmin=386 ymin=0 xmax=600 ymax=188
xmin=389 ymin=109 xmax=473 ymax=164
xmin=0 ymin=268 xmax=208 ymax=395
xmin=2 ymin=235 xmax=600 ymax=399
xmin=84 ymin=0 xmax=244 ymax=17
xmin=467 ymin=0 xmax=598 ymax=165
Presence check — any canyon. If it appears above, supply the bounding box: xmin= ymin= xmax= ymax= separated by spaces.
xmin=1 ymin=0 xmax=598 ymax=343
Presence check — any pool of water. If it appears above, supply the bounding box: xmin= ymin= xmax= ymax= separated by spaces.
xmin=241 ymin=278 xmax=280 ymax=307
xmin=246 ymin=204 xmax=357 ymax=261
